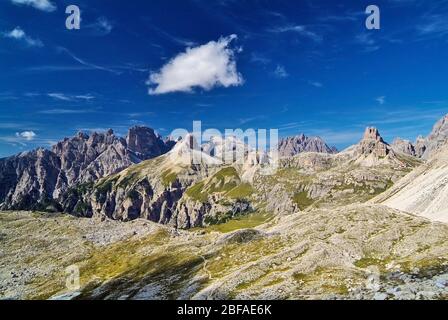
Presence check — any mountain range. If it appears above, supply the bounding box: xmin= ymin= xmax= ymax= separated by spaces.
xmin=2 ymin=114 xmax=447 ymax=226
xmin=2 ymin=114 xmax=448 ymax=300
xmin=0 ymin=127 xmax=174 ymax=211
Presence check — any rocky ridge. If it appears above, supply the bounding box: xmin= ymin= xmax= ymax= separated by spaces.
xmin=0 ymin=127 xmax=174 ymax=211
xmin=278 ymin=134 xmax=337 ymax=157
xmin=390 ymin=114 xmax=448 ymax=159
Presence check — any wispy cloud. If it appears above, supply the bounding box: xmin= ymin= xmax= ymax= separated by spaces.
xmin=150 ymin=25 xmax=196 ymax=47
xmin=57 ymin=47 xmax=122 ymax=75
xmin=376 ymin=96 xmax=386 ymax=105
xmin=84 ymin=17 xmax=113 ymax=36
xmin=308 ymin=81 xmax=323 ymax=88
xmin=355 ymin=33 xmax=380 ymax=52
xmin=11 ymin=0 xmax=56 ymax=12
xmin=23 ymin=65 xmax=94 ymax=73
xmin=238 ymin=114 xmax=267 ymax=125
xmin=0 ymin=122 xmax=29 ymax=129
xmin=416 ymin=14 xmax=448 ymax=39
xmin=47 ymin=93 xmax=71 ymax=101
xmin=268 ymin=25 xmax=323 ymax=43
xmin=0 ymin=93 xmax=19 ymax=101
xmin=3 ymin=27 xmax=43 ymax=47
xmin=127 ymin=111 xmax=155 ymax=118
xmin=47 ymin=93 xmax=95 ymax=101
xmin=37 ymin=108 xmax=98 ymax=115
xmin=74 ymin=94 xmax=95 ymax=100
xmin=250 ymin=52 xmax=271 ymax=65
xmin=273 ymin=65 xmax=288 ymax=78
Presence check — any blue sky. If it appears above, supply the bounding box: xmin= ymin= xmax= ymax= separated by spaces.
xmin=1 ymin=0 xmax=448 ymax=157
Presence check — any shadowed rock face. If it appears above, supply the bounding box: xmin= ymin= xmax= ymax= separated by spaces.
xmin=278 ymin=134 xmax=337 ymax=157
xmin=126 ymin=126 xmax=175 ymax=160
xmin=414 ymin=136 xmax=427 ymax=158
xmin=0 ymin=127 xmax=174 ymax=211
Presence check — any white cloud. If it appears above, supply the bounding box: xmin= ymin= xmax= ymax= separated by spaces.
xmin=273 ymin=65 xmax=288 ymax=78
xmin=3 ymin=27 xmax=43 ymax=47
xmin=376 ymin=96 xmax=386 ymax=105
xmin=147 ymin=34 xmax=243 ymax=95
xmin=11 ymin=0 xmax=56 ymax=12
xmin=16 ymin=131 xmax=36 ymax=141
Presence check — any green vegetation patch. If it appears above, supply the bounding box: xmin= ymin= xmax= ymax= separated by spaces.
xmin=186 ymin=167 xmax=241 ymax=202
xmin=185 ymin=181 xmax=207 ymax=202
xmin=95 ymin=176 xmax=119 ymax=194
xmin=354 ymin=257 xmax=386 ymax=269
xmin=226 ymin=183 xmax=254 ymax=199
xmin=161 ymin=170 xmax=178 ymax=187
xmin=204 ymin=211 xmax=273 ymax=233
xmin=292 ymin=191 xmax=314 ymax=210
xmin=118 ymin=172 xmax=140 ymax=188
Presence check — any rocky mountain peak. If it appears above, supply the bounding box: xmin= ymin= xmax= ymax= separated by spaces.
xmin=362 ymin=127 xmax=384 ymax=143
xmin=126 ymin=126 xmax=172 ymax=160
xmin=356 ymin=127 xmax=392 ymax=159
xmin=76 ymin=131 xmax=89 ymax=140
xmin=0 ymin=126 xmax=175 ymax=211
xmin=278 ymin=134 xmax=337 ymax=157
xmin=422 ymin=114 xmax=448 ymax=159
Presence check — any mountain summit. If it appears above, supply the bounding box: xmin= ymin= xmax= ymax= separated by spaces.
xmin=356 ymin=127 xmax=391 ymax=157
xmin=422 ymin=114 xmax=448 ymax=159
xmin=278 ymin=134 xmax=337 ymax=157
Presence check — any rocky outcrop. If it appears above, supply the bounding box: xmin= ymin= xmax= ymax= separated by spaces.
xmin=51 ymin=130 xmax=133 ymax=198
xmin=174 ymin=196 xmax=252 ymax=229
xmin=422 ymin=114 xmax=448 ymax=159
xmin=414 ymin=136 xmax=427 ymax=158
xmin=0 ymin=149 xmax=61 ymax=211
xmin=356 ymin=127 xmax=391 ymax=158
xmin=390 ymin=114 xmax=448 ymax=159
xmin=127 ymin=126 xmax=175 ymax=160
xmin=0 ymin=127 xmax=174 ymax=211
xmin=391 ymin=138 xmax=416 ymax=156
xmin=278 ymin=134 xmax=337 ymax=157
